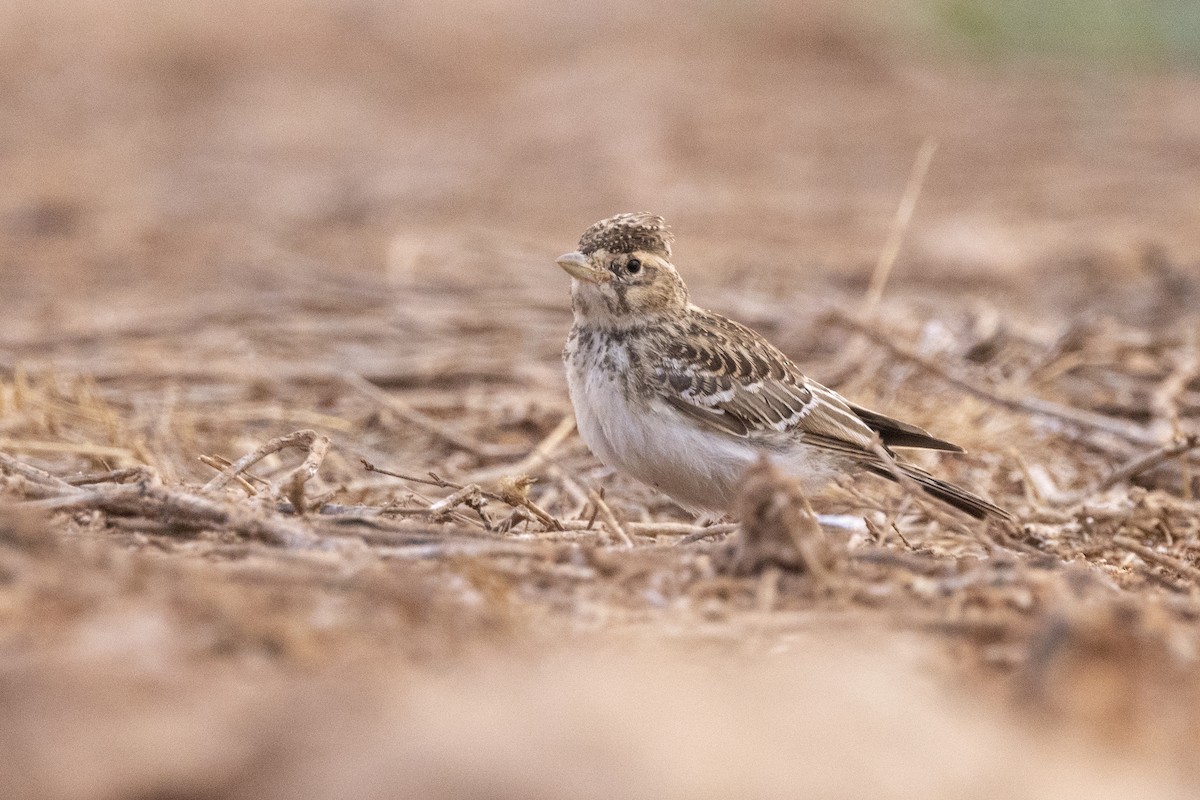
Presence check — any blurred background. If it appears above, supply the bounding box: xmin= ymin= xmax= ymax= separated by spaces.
xmin=3 ymin=0 xmax=1199 ymax=320
xmin=3 ymin=2 xmax=1200 ymax=798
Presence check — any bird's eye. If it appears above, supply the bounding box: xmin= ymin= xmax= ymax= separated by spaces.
xmin=626 ymin=258 xmax=642 ymax=274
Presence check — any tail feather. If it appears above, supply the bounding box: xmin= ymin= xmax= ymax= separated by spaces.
xmin=801 ymin=432 xmax=1012 ymax=522
xmin=866 ymin=462 xmax=1012 ymax=522
xmin=848 ymin=403 xmax=965 ymax=453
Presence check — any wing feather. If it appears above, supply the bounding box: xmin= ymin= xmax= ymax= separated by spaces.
xmin=646 ymin=309 xmax=1003 ymax=520
xmin=845 ymin=402 xmax=964 ymax=452
xmin=652 ymin=312 xmax=876 ymax=449
xmin=651 ymin=310 xmax=964 ymax=455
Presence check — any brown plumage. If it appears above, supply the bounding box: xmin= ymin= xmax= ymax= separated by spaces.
xmin=558 ymin=212 xmax=1011 ymax=521
xmin=578 ymin=212 xmax=674 ymax=259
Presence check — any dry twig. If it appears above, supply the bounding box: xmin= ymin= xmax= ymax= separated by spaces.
xmin=0 ymin=452 xmax=82 ymax=495
xmin=587 ymin=489 xmax=633 ymax=547
xmin=831 ymin=311 xmax=1160 ymax=446
xmin=495 ymin=475 xmax=564 ymax=531
xmin=25 ymin=483 xmax=314 ymax=547
xmin=0 ymin=437 xmax=137 ymax=462
xmin=1064 ymin=435 xmax=1200 ymax=505
xmin=362 ymin=459 xmax=563 ymax=531
xmin=427 ymin=484 xmax=493 ymax=528
xmin=65 ymin=466 xmax=158 ymax=486
xmin=203 ymin=429 xmax=330 ymax=500
xmin=343 ymin=372 xmax=518 ymax=459
xmin=466 ymin=412 xmax=576 ymax=483
xmin=1113 ymin=534 xmax=1200 ymax=586
xmin=863 ymin=137 xmax=939 ymax=316
xmin=274 ymin=431 xmax=331 ymax=513
xmin=198 ymin=455 xmax=260 ymax=495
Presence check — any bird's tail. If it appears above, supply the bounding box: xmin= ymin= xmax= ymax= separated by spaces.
xmin=865 ymin=461 xmax=1012 ymax=522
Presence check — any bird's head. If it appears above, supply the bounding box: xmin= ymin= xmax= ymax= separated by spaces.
xmin=556 ymin=212 xmax=689 ymax=327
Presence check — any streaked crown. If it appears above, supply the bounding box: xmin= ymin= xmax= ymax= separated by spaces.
xmin=578 ymin=212 xmax=673 ymax=259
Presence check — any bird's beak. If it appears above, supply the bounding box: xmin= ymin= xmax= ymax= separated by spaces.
xmin=556 ymin=251 xmax=606 ymax=283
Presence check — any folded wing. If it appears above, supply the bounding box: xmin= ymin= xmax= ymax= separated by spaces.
xmin=654 ymin=311 xmax=953 ymax=453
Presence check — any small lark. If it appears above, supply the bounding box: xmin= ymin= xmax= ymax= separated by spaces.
xmin=557 ymin=212 xmax=1009 ymax=521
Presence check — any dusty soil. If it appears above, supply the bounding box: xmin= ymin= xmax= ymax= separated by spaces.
xmin=2 ymin=2 xmax=1200 ymax=798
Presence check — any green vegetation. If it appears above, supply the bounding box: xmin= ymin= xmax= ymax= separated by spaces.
xmin=925 ymin=0 xmax=1200 ymax=64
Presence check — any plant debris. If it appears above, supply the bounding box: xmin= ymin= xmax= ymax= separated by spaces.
xmin=2 ymin=1 xmax=1200 ymax=796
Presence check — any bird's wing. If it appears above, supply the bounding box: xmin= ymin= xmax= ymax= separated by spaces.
xmin=651 ymin=312 xmax=879 ymax=450
xmin=652 ymin=310 xmax=964 ymax=453
xmin=650 ymin=310 xmax=1003 ymax=519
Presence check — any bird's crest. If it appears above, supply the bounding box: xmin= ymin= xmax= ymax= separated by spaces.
xmin=578 ymin=212 xmax=673 ymax=259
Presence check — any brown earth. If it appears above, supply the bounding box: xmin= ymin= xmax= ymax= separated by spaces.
xmin=2 ymin=2 xmax=1200 ymax=798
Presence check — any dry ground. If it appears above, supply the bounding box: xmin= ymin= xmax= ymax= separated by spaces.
xmin=3 ymin=2 xmax=1200 ymax=798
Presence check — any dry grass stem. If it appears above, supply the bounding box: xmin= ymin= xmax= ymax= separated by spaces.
xmin=202 ymin=429 xmax=329 ymax=494
xmin=832 ymin=311 xmax=1163 ymax=447
xmin=863 ymin=137 xmax=939 ymax=316
xmin=273 ymin=431 xmax=331 ymax=512
xmin=1065 ymin=434 xmax=1200 ymax=503
xmin=198 ymin=455 xmax=261 ymax=495
xmin=362 ymin=460 xmax=567 ymax=531
xmin=3 ymin=14 xmax=1200 ymax=794
xmin=467 ymin=412 xmax=576 ymax=483
xmin=496 ymin=475 xmax=564 ymax=531
xmin=0 ymin=437 xmax=137 ymax=461
xmin=587 ymin=489 xmax=633 ymax=547
xmin=0 ymin=452 xmax=83 ymax=494
xmin=342 ymin=372 xmax=518 ymax=459
xmin=64 ymin=466 xmax=158 ymax=486
xmin=728 ymin=457 xmax=840 ymax=576
xmin=1112 ymin=535 xmax=1200 ymax=586
xmin=427 ymin=484 xmax=493 ymax=528
xmin=25 ymin=483 xmax=314 ymax=547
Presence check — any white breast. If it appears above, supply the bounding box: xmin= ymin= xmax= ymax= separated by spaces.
xmin=565 ymin=337 xmax=761 ymax=510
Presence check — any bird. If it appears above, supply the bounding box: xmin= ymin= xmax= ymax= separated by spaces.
xmin=556 ymin=212 xmax=1010 ymax=522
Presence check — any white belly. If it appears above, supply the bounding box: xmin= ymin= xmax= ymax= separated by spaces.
xmin=565 ymin=333 xmax=843 ymax=511
xmin=566 ymin=352 xmax=756 ymax=510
